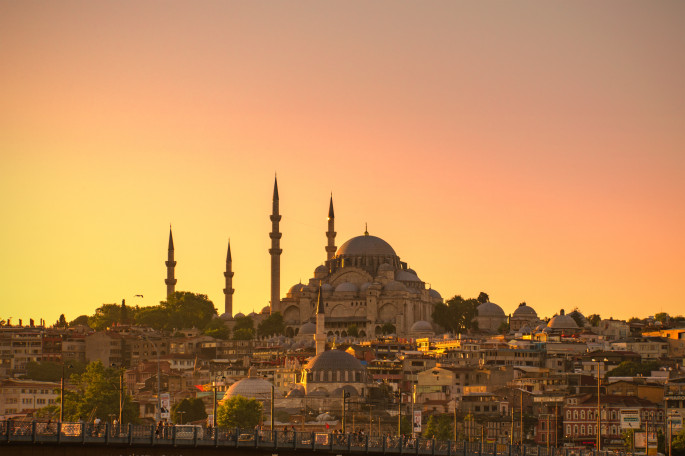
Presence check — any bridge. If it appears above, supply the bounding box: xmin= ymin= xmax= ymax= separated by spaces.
xmin=1 ymin=420 xmax=607 ymax=456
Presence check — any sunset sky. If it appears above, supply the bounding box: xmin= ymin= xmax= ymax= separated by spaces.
xmin=1 ymin=1 xmax=684 ymax=326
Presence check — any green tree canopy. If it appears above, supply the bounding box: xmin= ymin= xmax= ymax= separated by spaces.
xmin=55 ymin=314 xmax=68 ymax=328
xmin=672 ymin=428 xmax=685 ymax=453
xmin=234 ymin=315 xmax=254 ymax=332
xmin=587 ymin=314 xmax=601 ymax=327
xmin=69 ymin=315 xmax=90 ymax=327
xmin=216 ymin=395 xmax=262 ymax=429
xmin=89 ymin=304 xmax=128 ymax=331
xmin=431 ymin=295 xmax=480 ymax=333
xmin=257 ymin=312 xmax=285 ymax=338
xmin=380 ymin=323 xmax=396 ymax=335
xmin=133 ymin=292 xmax=217 ymax=331
xmin=606 ymin=360 xmax=662 ymax=378
xmin=423 ymin=414 xmax=453 ymax=440
xmin=347 ymin=324 xmax=359 ymax=338
xmin=203 ymin=318 xmax=230 ymax=340
xmin=233 ymin=328 xmax=255 ymax=340
xmin=171 ymin=398 xmax=207 ymax=424
xmin=61 ymin=361 xmax=138 ymax=424
xmin=654 ymin=312 xmax=669 ymax=323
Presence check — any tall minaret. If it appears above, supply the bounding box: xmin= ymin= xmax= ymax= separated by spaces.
xmin=314 ymin=283 xmax=326 ymax=355
xmin=223 ymin=239 xmax=234 ymax=317
xmin=325 ymin=194 xmax=336 ymax=261
xmin=269 ymin=177 xmax=282 ymax=312
xmin=165 ymin=227 xmax=177 ymax=297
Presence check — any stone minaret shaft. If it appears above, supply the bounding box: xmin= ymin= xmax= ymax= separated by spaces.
xmin=165 ymin=228 xmax=177 ymax=297
xmin=315 ymin=284 xmax=326 ymax=355
xmin=269 ymin=177 xmax=282 ymax=312
xmin=325 ymin=194 xmax=336 ymax=261
xmin=223 ymin=240 xmax=234 ymax=317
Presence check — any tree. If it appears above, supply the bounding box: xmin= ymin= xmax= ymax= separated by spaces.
xmin=672 ymin=428 xmax=685 ymax=453
xmin=380 ymin=323 xmax=396 ymax=335
xmin=233 ymin=328 xmax=255 ymax=340
xmin=234 ymin=315 xmax=254 ymax=332
xmin=61 ymin=361 xmax=138 ymax=424
xmin=399 ymin=416 xmax=412 ymax=435
xmin=216 ymin=395 xmax=262 ymax=429
xmin=347 ymin=324 xmax=359 ymax=338
xmin=55 ymin=314 xmax=68 ymax=328
xmin=431 ymin=295 xmax=480 ymax=333
xmin=654 ymin=312 xmax=669 ymax=324
xmin=171 ymin=398 xmax=207 ymax=424
xmin=203 ymin=318 xmax=230 ymax=340
xmin=89 ymin=303 xmax=126 ymax=331
xmin=606 ymin=360 xmax=662 ymax=378
xmin=134 ymin=292 xmax=217 ymax=331
xmin=498 ymin=322 xmax=510 ymax=334
xmin=423 ymin=414 xmax=452 ymax=440
xmin=588 ymin=314 xmax=601 ymax=327
xmin=69 ymin=315 xmax=90 ymax=327
xmin=476 ymin=292 xmax=489 ymax=304
xmin=257 ymin=312 xmax=285 ymax=338
xmin=570 ymin=309 xmax=585 ymax=328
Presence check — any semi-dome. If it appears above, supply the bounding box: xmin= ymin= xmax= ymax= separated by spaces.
xmin=331 ymin=385 xmax=360 ymax=397
xmin=335 ymin=282 xmax=358 ymax=293
xmin=383 ymin=280 xmax=407 ymax=292
xmin=360 ymin=282 xmax=372 ymax=292
xmin=315 ymin=265 xmax=328 ymax=274
xmin=396 ymin=270 xmax=421 ymax=282
xmin=321 ymin=283 xmax=333 ymax=292
xmin=513 ymin=303 xmax=537 ymax=317
xmin=410 ymin=320 xmax=433 ymax=332
xmin=234 ymin=312 xmax=245 ymax=318
xmin=337 ymin=234 xmax=396 ymax=257
xmin=547 ymin=309 xmax=579 ymax=329
xmin=429 ymin=289 xmax=442 ymax=299
xmin=299 ymin=321 xmax=316 ymax=335
xmin=477 ymin=301 xmax=505 ymax=317
xmin=289 ymin=283 xmax=306 ymax=294
xmin=304 ymin=349 xmax=364 ymax=372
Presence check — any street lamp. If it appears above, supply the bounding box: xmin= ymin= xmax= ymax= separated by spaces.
xmin=142 ymin=337 xmax=162 ymax=420
xmin=60 ymin=363 xmax=72 ymax=422
xmin=212 ymin=374 xmax=225 ymax=427
xmin=592 ymin=357 xmax=608 ymax=451
xmin=342 ymin=390 xmax=351 ymax=434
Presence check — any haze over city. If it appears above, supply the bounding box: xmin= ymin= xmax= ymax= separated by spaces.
xmin=1 ymin=1 xmax=684 ymax=325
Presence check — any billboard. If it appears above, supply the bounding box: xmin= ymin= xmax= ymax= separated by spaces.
xmin=160 ymin=393 xmax=171 ymax=420
xmin=413 ymin=411 xmax=422 ymax=433
xmin=620 ymin=409 xmax=641 ymax=429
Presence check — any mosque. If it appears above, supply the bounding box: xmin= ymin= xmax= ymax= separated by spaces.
xmin=164 ymin=178 xmax=443 ymax=338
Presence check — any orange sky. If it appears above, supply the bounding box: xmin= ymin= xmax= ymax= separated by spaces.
xmin=1 ymin=1 xmax=684 ymax=325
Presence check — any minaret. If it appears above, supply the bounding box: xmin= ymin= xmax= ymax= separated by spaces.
xmin=269 ymin=177 xmax=282 ymax=312
xmin=165 ymin=227 xmax=177 ymax=297
xmin=314 ymin=283 xmax=326 ymax=355
xmin=325 ymin=194 xmax=336 ymax=261
xmin=223 ymin=239 xmax=234 ymax=317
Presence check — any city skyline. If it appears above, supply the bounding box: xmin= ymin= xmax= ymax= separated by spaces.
xmin=1 ymin=1 xmax=684 ymax=325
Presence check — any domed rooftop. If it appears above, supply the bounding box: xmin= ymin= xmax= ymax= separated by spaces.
xmin=331 ymin=385 xmax=360 ymax=397
xmin=547 ymin=309 xmax=579 ymax=329
xmin=289 ymin=283 xmax=306 ymax=294
xmin=396 ymin=270 xmax=421 ymax=282
xmin=234 ymin=312 xmax=245 ymax=318
xmin=477 ymin=301 xmax=505 ymax=317
xmin=410 ymin=320 xmax=433 ymax=332
xmin=299 ymin=321 xmax=316 ymax=335
xmin=429 ymin=289 xmax=442 ymax=299
xmin=513 ymin=302 xmax=537 ymax=318
xmin=337 ymin=234 xmax=396 ymax=257
xmin=304 ymin=349 xmax=364 ymax=372
xmin=360 ymin=282 xmax=372 ymax=292
xmin=224 ymin=372 xmax=273 ymax=400
xmin=315 ymin=265 xmax=328 ymax=274
xmin=321 ymin=283 xmax=333 ymax=292
xmin=335 ymin=282 xmax=358 ymax=293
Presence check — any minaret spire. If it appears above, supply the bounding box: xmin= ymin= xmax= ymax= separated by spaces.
xmin=315 ymin=282 xmax=326 ymax=355
xmin=223 ymin=239 xmax=234 ymax=317
xmin=269 ymin=176 xmax=282 ymax=313
xmin=165 ymin=227 xmax=177 ymax=297
xmin=325 ymin=193 xmax=337 ymax=261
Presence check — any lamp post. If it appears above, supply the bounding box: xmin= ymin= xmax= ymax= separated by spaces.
xmin=592 ymin=357 xmax=608 ymax=452
xmin=60 ymin=363 xmax=72 ymax=422
xmin=110 ymin=363 xmax=125 ymax=426
xmin=178 ymin=411 xmax=186 ymax=425
xmin=212 ymin=374 xmax=225 ymax=427
xmin=342 ymin=390 xmax=350 ymax=433
xmin=142 ymin=337 xmax=162 ymax=421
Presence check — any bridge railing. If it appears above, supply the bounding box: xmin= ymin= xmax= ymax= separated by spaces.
xmin=1 ymin=419 xmax=617 ymax=456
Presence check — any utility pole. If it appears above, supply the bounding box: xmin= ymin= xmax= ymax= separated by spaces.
xmin=520 ymin=390 xmax=524 ymax=448
xmin=271 ymin=385 xmax=275 ymax=434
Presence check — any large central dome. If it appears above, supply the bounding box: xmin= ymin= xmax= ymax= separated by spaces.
xmin=336 ymin=234 xmax=396 ymax=257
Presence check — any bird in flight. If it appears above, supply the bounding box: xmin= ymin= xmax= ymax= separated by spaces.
xmin=134 ymin=294 xmax=144 ymax=298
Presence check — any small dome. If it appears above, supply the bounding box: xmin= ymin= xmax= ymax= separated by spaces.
xmin=383 ymin=280 xmax=407 ymax=292
xmin=360 ymin=282 xmax=372 ymax=292
xmin=289 ymin=283 xmax=306 ymax=294
xmin=335 ymin=282 xmax=358 ymax=293
xmin=286 ymin=387 xmax=305 ymax=398
xmin=234 ymin=312 xmax=245 ymax=318
xmin=429 ymin=289 xmax=442 ymax=299
xmin=410 ymin=320 xmax=433 ymax=332
xmin=513 ymin=303 xmax=537 ymax=318
xmin=396 ymin=270 xmax=421 ymax=282
xmin=224 ymin=376 xmax=273 ymax=400
xmin=547 ymin=309 xmax=579 ymax=329
xmin=378 ymin=263 xmax=394 ymax=272
xmin=305 ymin=349 xmax=364 ymax=372
xmin=337 ymin=235 xmax=396 ymax=257
xmin=477 ymin=301 xmax=505 ymax=317
xmin=248 ymin=312 xmax=257 ymax=317
xmin=407 ymin=287 xmax=420 ymax=294
xmin=219 ymin=312 xmax=232 ymax=321
xmin=299 ymin=321 xmax=316 ymax=335
xmin=321 ymin=283 xmax=333 ymax=292
xmin=315 ymin=265 xmax=328 ymax=274
xmin=261 ymin=306 xmax=270 ymax=314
